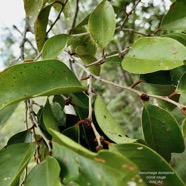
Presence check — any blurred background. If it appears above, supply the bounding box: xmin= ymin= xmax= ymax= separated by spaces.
xmin=0 ymin=0 xmax=185 ymax=182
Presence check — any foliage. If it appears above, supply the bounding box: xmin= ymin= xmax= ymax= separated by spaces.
xmin=0 ymin=0 xmax=186 ymax=185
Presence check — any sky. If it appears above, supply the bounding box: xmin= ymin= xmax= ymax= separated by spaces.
xmin=0 ymin=0 xmax=171 ymax=70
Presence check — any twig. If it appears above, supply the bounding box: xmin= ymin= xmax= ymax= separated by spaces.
xmin=46 ymin=0 xmax=69 ymax=35
xmin=13 ymin=25 xmax=38 ymax=54
xmin=121 ymin=28 xmax=152 ymax=37
xmin=85 ymin=47 xmax=130 ymax=68
xmin=69 ymin=0 xmax=79 ymax=33
xmin=70 ymin=56 xmax=186 ymax=113
xmin=87 ymin=75 xmax=102 ymax=150
xmin=27 ymin=100 xmax=52 ymax=153
xmin=118 ymin=0 xmax=141 ymax=29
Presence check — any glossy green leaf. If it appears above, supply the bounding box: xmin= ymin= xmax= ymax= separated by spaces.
xmin=110 ymin=143 xmax=185 ymax=186
xmin=25 ymin=157 xmax=61 ymax=186
xmin=182 ymin=118 xmax=186 ymax=137
xmin=34 ymin=3 xmax=53 ymax=51
xmin=42 ymin=34 xmax=70 ymax=59
xmin=62 ymin=125 xmax=80 ymax=143
xmin=0 ymin=60 xmax=84 ymax=110
xmin=95 ymin=95 xmax=136 ymax=143
xmin=7 ymin=129 xmax=32 ymax=145
xmin=0 ymin=143 xmax=35 ymax=186
xmin=162 ymin=33 xmax=186 ymax=46
xmin=176 ymin=72 xmax=186 ymax=93
xmin=161 ymin=0 xmax=186 ymax=31
xmin=49 ymin=129 xmax=145 ymax=186
xmin=43 ymin=99 xmax=60 ymax=134
xmin=140 ymin=71 xmax=180 ymax=110
xmin=0 ymin=103 xmax=18 ymax=126
xmin=122 ymin=37 xmax=186 ymax=74
xmin=80 ymin=56 xmax=100 ymax=76
xmin=88 ymin=0 xmax=116 ymax=48
xmin=24 ymin=0 xmax=44 ymax=28
xmin=142 ymin=103 xmax=185 ymax=160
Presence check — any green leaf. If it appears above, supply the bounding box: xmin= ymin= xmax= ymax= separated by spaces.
xmin=43 ymin=99 xmax=60 ymax=134
xmin=80 ymin=56 xmax=101 ymax=76
xmin=7 ymin=129 xmax=32 ymax=145
xmin=62 ymin=125 xmax=80 ymax=143
xmin=162 ymin=33 xmax=186 ymax=46
xmin=25 ymin=157 xmax=62 ymax=186
xmin=24 ymin=0 xmax=44 ymax=28
xmin=122 ymin=37 xmax=186 ymax=74
xmin=34 ymin=3 xmax=53 ymax=51
xmin=140 ymin=71 xmax=180 ymax=111
xmin=176 ymin=72 xmax=186 ymax=93
xmin=182 ymin=118 xmax=186 ymax=137
xmin=95 ymin=95 xmax=137 ymax=143
xmin=110 ymin=143 xmax=185 ymax=186
xmin=0 ymin=143 xmax=35 ymax=186
xmin=42 ymin=34 xmax=70 ymax=59
xmin=49 ymin=129 xmax=145 ymax=186
xmin=0 ymin=103 xmax=18 ymax=126
xmin=161 ymin=0 xmax=186 ymax=31
xmin=88 ymin=0 xmax=116 ymax=48
xmin=142 ymin=103 xmax=185 ymax=160
xmin=0 ymin=60 xmax=85 ymax=110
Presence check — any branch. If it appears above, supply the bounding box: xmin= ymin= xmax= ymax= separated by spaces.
xmin=27 ymin=100 xmax=52 ymax=153
xmin=85 ymin=46 xmax=130 ymax=68
xmin=13 ymin=25 xmax=38 ymax=54
xmin=121 ymin=28 xmax=153 ymax=37
xmin=70 ymin=56 xmax=186 ymax=114
xmin=46 ymin=0 xmax=69 ymax=35
xmin=69 ymin=0 xmax=79 ymax=33
xmin=118 ymin=0 xmax=142 ymax=30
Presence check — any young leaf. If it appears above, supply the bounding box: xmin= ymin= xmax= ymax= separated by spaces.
xmin=0 ymin=103 xmax=18 ymax=126
xmin=161 ymin=0 xmax=186 ymax=31
xmin=0 ymin=143 xmax=36 ymax=186
xmin=176 ymin=72 xmax=186 ymax=93
xmin=88 ymin=0 xmax=116 ymax=48
xmin=42 ymin=34 xmax=70 ymax=59
xmin=24 ymin=157 xmax=62 ymax=186
xmin=49 ymin=129 xmax=145 ymax=186
xmin=34 ymin=3 xmax=53 ymax=51
xmin=95 ymin=95 xmax=137 ymax=143
xmin=110 ymin=143 xmax=185 ymax=186
xmin=0 ymin=60 xmax=85 ymax=110
xmin=122 ymin=37 xmax=186 ymax=74
xmin=142 ymin=103 xmax=185 ymax=161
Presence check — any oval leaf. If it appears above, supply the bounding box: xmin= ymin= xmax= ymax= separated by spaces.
xmin=25 ymin=157 xmax=61 ymax=186
xmin=161 ymin=0 xmax=186 ymax=31
xmin=49 ymin=129 xmax=145 ymax=186
xmin=34 ymin=3 xmax=53 ymax=51
xmin=88 ymin=0 xmax=116 ymax=48
xmin=0 ymin=143 xmax=35 ymax=186
xmin=0 ymin=60 xmax=85 ymax=110
xmin=95 ymin=95 xmax=137 ymax=143
xmin=122 ymin=37 xmax=186 ymax=74
xmin=176 ymin=72 xmax=186 ymax=93
xmin=142 ymin=103 xmax=185 ymax=160
xmin=110 ymin=143 xmax=185 ymax=186
xmin=42 ymin=34 xmax=70 ymax=59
